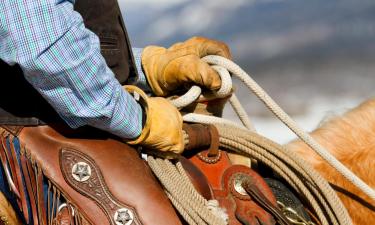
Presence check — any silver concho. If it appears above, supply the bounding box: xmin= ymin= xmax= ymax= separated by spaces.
xmin=234 ymin=177 xmax=248 ymax=196
xmin=114 ymin=208 xmax=134 ymax=225
xmin=71 ymin=162 xmax=92 ymax=182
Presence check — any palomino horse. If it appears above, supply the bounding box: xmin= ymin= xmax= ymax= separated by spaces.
xmin=287 ymin=98 xmax=375 ymax=225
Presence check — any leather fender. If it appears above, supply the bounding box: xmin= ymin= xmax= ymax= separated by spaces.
xmin=18 ymin=125 xmax=181 ymax=225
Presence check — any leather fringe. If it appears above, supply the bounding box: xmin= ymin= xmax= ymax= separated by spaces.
xmin=0 ymin=128 xmax=87 ymax=225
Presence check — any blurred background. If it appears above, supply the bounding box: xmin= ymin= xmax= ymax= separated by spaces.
xmin=120 ymin=0 xmax=375 ymax=144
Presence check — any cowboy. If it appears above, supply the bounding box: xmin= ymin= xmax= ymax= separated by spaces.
xmin=0 ymin=0 xmax=230 ymax=224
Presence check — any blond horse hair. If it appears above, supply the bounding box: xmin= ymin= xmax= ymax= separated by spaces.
xmin=286 ymin=98 xmax=375 ymax=225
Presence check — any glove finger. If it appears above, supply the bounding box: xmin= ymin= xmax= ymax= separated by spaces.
xmin=147 ymin=98 xmax=184 ymax=153
xmin=185 ymin=36 xmax=232 ymax=59
xmin=169 ymin=41 xmax=184 ymax=49
xmin=165 ymin=55 xmax=222 ymax=91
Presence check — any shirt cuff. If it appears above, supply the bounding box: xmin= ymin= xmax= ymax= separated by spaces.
xmin=132 ymin=48 xmax=151 ymax=92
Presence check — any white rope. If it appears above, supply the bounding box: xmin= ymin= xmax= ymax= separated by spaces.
xmin=147 ymin=157 xmax=227 ymax=225
xmin=170 ymin=65 xmax=232 ymax=108
xmin=191 ymin=55 xmax=374 ymax=202
xmin=149 ymin=54 xmax=372 ymax=224
xmin=170 ymin=85 xmax=202 ymax=108
xmin=228 ymin=94 xmax=256 ymax=131
xmin=183 ymin=113 xmax=246 ymax=129
xmin=211 ymin=65 xmax=232 ymax=98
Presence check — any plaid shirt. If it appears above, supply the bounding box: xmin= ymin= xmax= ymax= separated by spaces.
xmin=0 ymin=0 xmax=149 ymax=139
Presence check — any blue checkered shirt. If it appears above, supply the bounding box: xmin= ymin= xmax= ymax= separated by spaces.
xmin=0 ymin=0 xmax=149 ymax=139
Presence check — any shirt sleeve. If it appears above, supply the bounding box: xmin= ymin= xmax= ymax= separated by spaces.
xmin=0 ymin=0 xmax=142 ymax=139
xmin=131 ymin=48 xmax=151 ymax=92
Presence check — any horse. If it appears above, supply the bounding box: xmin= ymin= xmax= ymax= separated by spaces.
xmin=286 ymin=98 xmax=375 ymax=225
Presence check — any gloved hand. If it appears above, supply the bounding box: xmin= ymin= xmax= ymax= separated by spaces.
xmin=142 ymin=36 xmax=231 ymax=97
xmin=125 ymin=85 xmax=184 ymax=153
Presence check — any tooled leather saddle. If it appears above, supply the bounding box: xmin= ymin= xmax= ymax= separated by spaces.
xmin=0 ymin=123 xmax=288 ymax=225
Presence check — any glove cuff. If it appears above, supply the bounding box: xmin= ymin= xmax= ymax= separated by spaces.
xmin=141 ymin=46 xmax=168 ymax=96
xmin=124 ymin=85 xmax=151 ymax=145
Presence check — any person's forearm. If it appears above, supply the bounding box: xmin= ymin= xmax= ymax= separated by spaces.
xmin=0 ymin=0 xmax=142 ymax=139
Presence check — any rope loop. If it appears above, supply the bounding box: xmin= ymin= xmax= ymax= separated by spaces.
xmin=169 ymin=63 xmax=232 ymax=108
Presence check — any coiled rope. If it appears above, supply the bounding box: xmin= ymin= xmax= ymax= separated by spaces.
xmin=146 ymin=55 xmax=375 ymax=225
xmin=182 ymin=55 xmax=374 ymax=202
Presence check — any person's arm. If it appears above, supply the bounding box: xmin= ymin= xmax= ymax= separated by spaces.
xmin=0 ymin=0 xmax=142 ymax=139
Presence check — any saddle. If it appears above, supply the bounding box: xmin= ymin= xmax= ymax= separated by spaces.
xmin=0 ymin=122 xmax=290 ymax=225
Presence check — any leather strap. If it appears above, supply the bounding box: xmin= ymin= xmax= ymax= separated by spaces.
xmin=20 ymin=151 xmax=39 ymax=225
xmin=188 ymin=148 xmax=277 ymax=225
xmin=8 ymin=136 xmax=29 ymax=222
xmin=0 ymin=134 xmax=21 ymax=199
xmin=1 ymin=135 xmax=19 ymax=194
xmin=242 ymin=179 xmax=291 ymax=225
xmin=36 ymin=166 xmax=47 ymax=225
xmin=0 ymin=109 xmax=43 ymax=126
xmin=183 ymin=124 xmax=219 ymax=157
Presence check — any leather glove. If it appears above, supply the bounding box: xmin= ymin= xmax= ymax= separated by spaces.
xmin=125 ymin=85 xmax=184 ymax=153
xmin=142 ymin=36 xmax=231 ymax=96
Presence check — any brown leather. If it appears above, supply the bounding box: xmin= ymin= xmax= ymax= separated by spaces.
xmin=2 ymin=126 xmax=24 ymax=136
xmin=242 ymin=180 xmax=291 ymax=225
xmin=1 ymin=135 xmax=19 ymax=195
xmin=188 ymin=150 xmax=277 ymax=225
xmin=182 ymin=124 xmax=219 ymax=157
xmin=20 ymin=151 xmax=39 ymax=225
xmin=16 ymin=125 xmax=182 ymax=225
xmin=37 ymin=166 xmax=47 ymax=225
xmin=179 ymin=157 xmax=214 ymax=200
xmin=189 ymin=150 xmax=230 ymax=189
xmin=182 ymin=124 xmax=211 ymax=151
xmin=52 ymin=202 xmax=91 ymax=225
xmin=8 ymin=136 xmax=29 ymax=222
xmin=53 ymin=207 xmax=71 ymax=225
xmin=0 ymin=134 xmax=21 ymax=199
